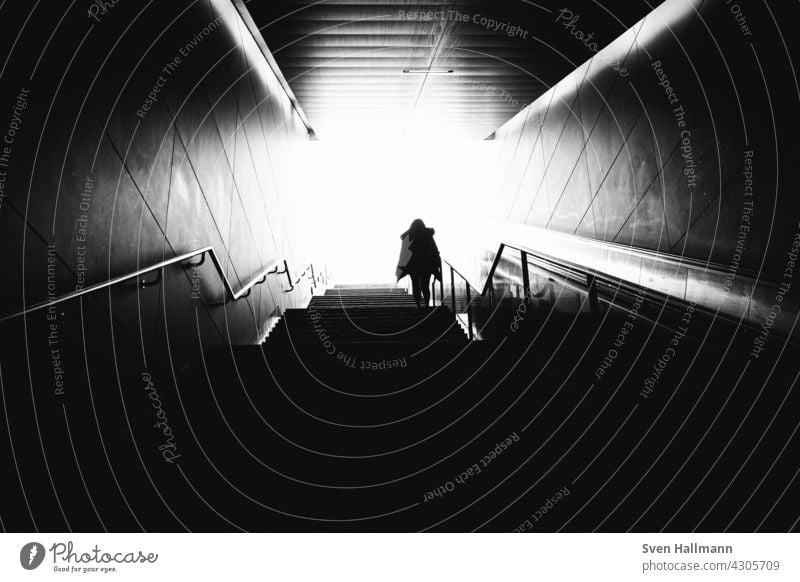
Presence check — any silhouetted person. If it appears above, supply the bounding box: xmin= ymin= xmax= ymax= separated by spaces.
xmin=396 ymin=219 xmax=442 ymax=307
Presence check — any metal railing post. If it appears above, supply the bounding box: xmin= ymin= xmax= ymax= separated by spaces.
xmin=521 ymin=250 xmax=530 ymax=299
xmin=450 ymin=266 xmax=456 ymax=312
xmin=587 ymin=273 xmax=600 ymax=316
xmin=465 ymin=283 xmax=474 ymax=340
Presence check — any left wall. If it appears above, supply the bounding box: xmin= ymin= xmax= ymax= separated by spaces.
xmin=0 ymin=0 xmax=316 ymax=530
xmin=0 ymin=0 xmax=313 ymax=353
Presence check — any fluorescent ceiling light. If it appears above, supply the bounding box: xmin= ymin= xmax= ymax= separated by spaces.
xmin=403 ymin=68 xmax=454 ymax=74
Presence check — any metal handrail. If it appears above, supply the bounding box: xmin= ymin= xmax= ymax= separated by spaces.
xmin=0 ymin=246 xmax=298 ymax=323
xmin=294 ymin=264 xmax=316 ymax=286
xmin=444 ymin=241 xmax=791 ymax=343
xmin=263 ymin=258 xmax=294 ymax=293
xmin=439 ymin=259 xmax=478 ymax=340
xmin=440 ymin=243 xmax=651 ymax=341
xmin=459 ymin=241 xmax=674 ymax=309
xmin=442 ymin=260 xmax=474 ymax=291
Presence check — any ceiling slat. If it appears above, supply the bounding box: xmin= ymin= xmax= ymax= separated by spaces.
xmin=245 ymin=0 xmax=654 ymax=139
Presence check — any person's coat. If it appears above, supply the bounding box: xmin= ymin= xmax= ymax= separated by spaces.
xmin=396 ymin=226 xmax=442 ymax=282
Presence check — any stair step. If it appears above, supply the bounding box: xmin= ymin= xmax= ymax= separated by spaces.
xmin=266 ymin=283 xmax=468 ymax=356
xmin=311 ymin=297 xmax=417 ymax=301
xmin=333 ymin=283 xmax=402 ymax=290
xmin=324 ymin=290 xmax=409 ymax=296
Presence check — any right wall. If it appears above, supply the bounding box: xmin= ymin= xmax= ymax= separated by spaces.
xmin=491 ymin=0 xmax=800 ymax=277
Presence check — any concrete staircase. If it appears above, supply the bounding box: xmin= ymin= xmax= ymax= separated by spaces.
xmin=11 ymin=285 xmax=797 ymax=532
xmin=266 ymin=286 xmax=469 ymax=345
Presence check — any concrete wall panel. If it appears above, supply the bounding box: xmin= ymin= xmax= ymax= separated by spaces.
xmin=491 ymin=0 xmax=800 ymax=279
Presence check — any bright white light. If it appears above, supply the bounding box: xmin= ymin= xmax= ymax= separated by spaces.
xmin=298 ymin=137 xmax=497 ymax=284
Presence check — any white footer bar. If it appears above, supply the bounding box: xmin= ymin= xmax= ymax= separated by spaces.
xmin=2 ymin=533 xmax=797 ymax=581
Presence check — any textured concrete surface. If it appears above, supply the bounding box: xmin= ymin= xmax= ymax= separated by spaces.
xmin=490 ymin=0 xmax=800 ymax=279
xmin=0 ymin=0 xmax=315 ymax=359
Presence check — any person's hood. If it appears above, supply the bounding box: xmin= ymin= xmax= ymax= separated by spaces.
xmin=401 ymin=227 xmax=435 ymax=239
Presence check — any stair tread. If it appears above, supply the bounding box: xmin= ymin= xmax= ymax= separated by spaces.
xmin=266 ymin=290 xmax=467 ymax=346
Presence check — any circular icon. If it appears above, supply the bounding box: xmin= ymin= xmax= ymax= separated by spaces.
xmin=19 ymin=542 xmax=46 ymax=570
